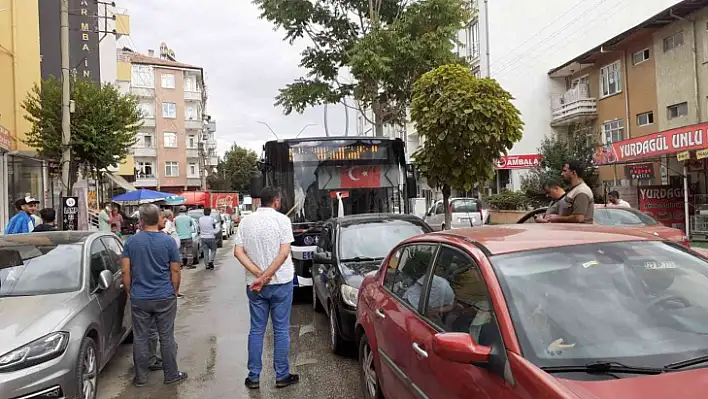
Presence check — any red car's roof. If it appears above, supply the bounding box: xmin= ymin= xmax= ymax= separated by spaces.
xmin=408 ymin=224 xmax=660 ymax=255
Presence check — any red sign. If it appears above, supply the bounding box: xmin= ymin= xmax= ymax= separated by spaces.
xmin=210 ymin=193 xmax=238 ymax=214
xmin=495 ymin=154 xmax=542 ymax=170
xmin=594 ymin=122 xmax=708 ymax=165
xmin=637 ymin=185 xmax=693 ymax=231
xmin=341 ymin=166 xmax=381 ymax=188
xmin=0 ymin=124 xmax=16 ymax=151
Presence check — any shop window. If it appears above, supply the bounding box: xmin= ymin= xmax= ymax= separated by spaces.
xmin=7 ymin=156 xmax=44 ymax=219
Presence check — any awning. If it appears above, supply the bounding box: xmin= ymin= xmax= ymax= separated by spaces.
xmin=105 ymin=172 xmax=136 ymax=192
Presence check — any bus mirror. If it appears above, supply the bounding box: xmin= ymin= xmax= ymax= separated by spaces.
xmin=249 ymin=171 xmax=263 ymax=198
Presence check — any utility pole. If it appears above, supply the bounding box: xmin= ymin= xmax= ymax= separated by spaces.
xmin=60 ymin=0 xmax=71 ymax=194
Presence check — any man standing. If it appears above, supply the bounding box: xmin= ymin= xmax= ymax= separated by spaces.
xmin=535 ymin=180 xmax=569 ymax=223
xmin=547 ymin=160 xmax=595 ymax=224
xmin=121 ymin=204 xmax=187 ymax=387
xmin=607 ymin=190 xmax=631 ymax=208
xmin=174 ymin=206 xmax=195 ymax=268
xmin=199 ymin=208 xmax=217 ymax=270
xmin=33 ymin=208 xmax=58 ymax=232
xmin=99 ymin=202 xmax=112 ymax=232
xmin=234 ymin=187 xmax=299 ymax=390
xmin=5 ymin=196 xmax=39 ymax=234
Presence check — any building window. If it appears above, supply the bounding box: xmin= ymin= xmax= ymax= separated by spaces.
xmin=603 ymin=119 xmax=624 ymax=144
xmin=187 ymin=135 xmax=197 ymax=148
xmin=136 ymin=133 xmax=154 ymax=148
xmin=163 ymin=132 xmax=177 ymax=148
xmin=136 ymin=161 xmax=155 ymax=178
xmin=184 ymin=75 xmax=198 ymax=92
xmin=162 ymin=102 xmax=177 ymax=118
xmin=663 ymin=31 xmax=684 ymax=52
xmin=161 ymin=73 xmax=175 ymax=89
xmin=131 ymin=65 xmax=154 ymax=88
xmin=188 ymin=163 xmax=198 ymax=177
xmin=632 ymin=48 xmax=650 ymax=65
xmin=636 ymin=111 xmax=654 ymax=127
xmin=465 ymin=21 xmax=480 ymax=60
xmin=667 ymin=102 xmax=688 ymax=119
xmin=185 ymin=105 xmax=200 ymax=120
xmin=600 ymin=61 xmax=622 ymax=97
xmin=138 ymin=102 xmax=154 ymax=118
xmin=165 ymin=162 xmax=179 ymax=177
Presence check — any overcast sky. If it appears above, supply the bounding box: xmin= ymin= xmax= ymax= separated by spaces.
xmin=118 ymin=0 xmax=355 ymax=157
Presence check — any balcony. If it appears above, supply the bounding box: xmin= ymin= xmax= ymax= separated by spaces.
xmin=207 ymin=156 xmax=219 ymax=166
xmin=134 ymin=175 xmax=158 ymax=187
xmin=206 ymin=138 xmax=217 ymax=150
xmin=207 ymin=120 xmax=216 ymax=133
xmin=185 ymin=119 xmax=203 ymax=130
xmin=186 ymin=148 xmax=199 ymax=158
xmin=133 ymin=146 xmax=156 ymax=157
xmin=550 ymin=84 xmax=598 ymax=127
xmin=130 ymin=86 xmax=155 ymax=98
xmin=142 ymin=117 xmax=156 ymax=128
xmin=184 ymin=90 xmax=202 ymax=101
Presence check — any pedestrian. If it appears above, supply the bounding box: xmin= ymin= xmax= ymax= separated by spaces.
xmin=199 ymin=208 xmax=217 ymax=270
xmin=5 ymin=195 xmax=40 ymax=234
xmin=33 ymin=208 xmax=58 ymax=232
xmin=99 ymin=202 xmax=113 ymax=232
xmin=233 ymin=186 xmax=299 ymax=390
xmin=174 ymin=206 xmax=195 ymax=269
xmin=120 ymin=203 xmax=187 ymax=387
xmin=546 ymin=160 xmax=594 ymax=224
xmin=535 ymin=180 xmax=569 ymax=223
xmin=607 ymin=190 xmax=631 ymax=208
xmin=161 ymin=210 xmax=180 ymax=248
xmin=111 ymin=203 xmax=124 ymax=236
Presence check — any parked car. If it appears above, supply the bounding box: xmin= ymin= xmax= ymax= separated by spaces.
xmin=355 ymin=224 xmax=708 ymax=399
xmin=424 ymin=197 xmax=489 ymax=230
xmin=517 ymin=204 xmax=690 ymax=247
xmin=312 ymin=214 xmax=432 ymax=354
xmin=0 ymin=232 xmax=132 ymax=399
xmin=188 ymin=209 xmax=223 ymax=248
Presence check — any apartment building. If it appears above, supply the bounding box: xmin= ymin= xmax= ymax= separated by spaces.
xmin=115 ymin=45 xmax=218 ymax=192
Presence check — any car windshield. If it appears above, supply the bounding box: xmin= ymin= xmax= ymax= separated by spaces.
xmin=492 ymin=241 xmax=708 ymax=371
xmin=0 ymin=244 xmax=83 ymax=297
xmin=338 ymin=220 xmax=427 ymax=260
xmin=451 ymin=199 xmax=479 ymax=213
xmin=595 ymin=207 xmax=659 ymax=226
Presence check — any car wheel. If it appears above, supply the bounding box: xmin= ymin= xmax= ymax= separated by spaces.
xmin=329 ymin=304 xmax=345 ymax=355
xmin=313 ymin=286 xmax=324 ymax=313
xmin=359 ymin=334 xmax=384 ymax=399
xmin=75 ymin=336 xmax=99 ymax=399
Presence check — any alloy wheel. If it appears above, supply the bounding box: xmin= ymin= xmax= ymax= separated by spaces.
xmin=82 ymin=345 xmax=97 ymax=399
xmin=362 ymin=340 xmax=378 ymax=398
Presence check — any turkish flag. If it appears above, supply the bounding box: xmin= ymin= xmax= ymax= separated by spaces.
xmin=341 ymin=166 xmax=382 ymax=188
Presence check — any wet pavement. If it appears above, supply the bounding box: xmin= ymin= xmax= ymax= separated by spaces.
xmin=98 ymin=239 xmax=363 ymax=399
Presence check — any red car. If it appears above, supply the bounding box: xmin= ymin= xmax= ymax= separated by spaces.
xmin=355 ymin=224 xmax=708 ymax=399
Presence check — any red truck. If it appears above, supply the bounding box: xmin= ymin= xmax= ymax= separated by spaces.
xmin=179 ymin=191 xmax=239 ymax=215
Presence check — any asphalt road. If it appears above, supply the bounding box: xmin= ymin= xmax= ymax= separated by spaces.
xmin=97 ymin=238 xmax=363 ymax=399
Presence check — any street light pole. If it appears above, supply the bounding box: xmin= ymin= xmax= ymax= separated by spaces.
xmin=60 ymin=0 xmax=71 ymax=195
xmin=257 ymin=121 xmax=279 ymax=140
xmin=295 ymin=123 xmax=316 ymax=138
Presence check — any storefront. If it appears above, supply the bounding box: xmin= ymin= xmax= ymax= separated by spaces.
xmin=493 ymin=154 xmax=543 ymax=193
xmin=0 ymin=124 xmax=17 ymax=232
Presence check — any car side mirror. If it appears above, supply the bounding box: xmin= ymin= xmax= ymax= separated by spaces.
xmin=432 ymin=333 xmax=491 ymax=364
xmin=98 ymin=269 xmax=113 ymax=291
xmin=313 ymin=251 xmax=333 ymax=264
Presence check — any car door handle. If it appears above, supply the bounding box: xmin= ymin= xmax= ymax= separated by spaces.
xmin=412 ymin=343 xmax=428 ymax=358
xmin=374 ymin=309 xmax=386 ymax=319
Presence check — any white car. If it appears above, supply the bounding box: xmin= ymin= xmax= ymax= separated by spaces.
xmin=424 ymin=197 xmax=489 ymax=230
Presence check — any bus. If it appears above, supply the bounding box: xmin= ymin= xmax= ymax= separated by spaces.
xmin=250 ymin=137 xmax=412 ymax=288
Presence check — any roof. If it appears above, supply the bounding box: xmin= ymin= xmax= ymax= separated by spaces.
xmin=0 ymin=231 xmax=95 ymax=247
xmin=333 ymin=213 xmax=429 ymax=227
xmin=265 ymin=136 xmax=403 ymax=145
xmin=127 ymin=52 xmax=202 ymax=71
xmin=411 ymin=224 xmax=659 ymax=255
xmin=549 ymin=0 xmax=708 ymax=77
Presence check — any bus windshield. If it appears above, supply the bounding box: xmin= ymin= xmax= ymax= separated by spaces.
xmin=262 ymin=138 xmax=406 ymax=224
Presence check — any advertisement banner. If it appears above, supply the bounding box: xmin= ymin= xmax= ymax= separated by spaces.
xmin=594 ymin=122 xmax=708 ymax=165
xmin=625 ymin=163 xmax=654 ymax=180
xmin=62 ymin=197 xmax=79 ymax=231
xmin=637 ymin=186 xmax=693 ymax=231
xmin=210 ymin=193 xmax=238 ymax=214
xmin=0 ymin=124 xmax=16 ymax=151
xmin=495 ymin=154 xmax=542 ymax=170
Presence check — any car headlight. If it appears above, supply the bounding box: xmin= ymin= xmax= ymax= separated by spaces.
xmin=341 ymin=284 xmax=359 ymax=308
xmin=0 ymin=332 xmax=69 ymax=373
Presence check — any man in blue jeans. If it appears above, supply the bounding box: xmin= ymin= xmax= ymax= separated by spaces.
xmin=234 ymin=186 xmax=298 ymax=389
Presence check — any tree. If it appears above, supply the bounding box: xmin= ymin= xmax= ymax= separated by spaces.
xmin=207 ymin=144 xmax=259 ymax=192
xmin=254 ymin=0 xmax=470 ymax=135
xmin=22 ymin=77 xmax=141 ymax=190
xmin=411 ymin=64 xmax=524 ymax=229
xmin=521 ymin=123 xmax=600 ymax=208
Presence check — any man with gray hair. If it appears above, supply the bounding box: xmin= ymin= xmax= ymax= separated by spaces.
xmin=121 ymin=203 xmax=188 ymax=387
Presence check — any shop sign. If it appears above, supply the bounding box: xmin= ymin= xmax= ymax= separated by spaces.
xmin=495 ymin=154 xmax=542 ymax=170
xmin=688 ymin=159 xmax=706 ymax=172
xmin=698 ymin=149 xmax=708 ymax=160
xmin=637 ymin=186 xmax=693 ymax=231
xmin=0 ymin=124 xmax=16 ymax=151
xmin=677 ymin=151 xmax=691 ymax=161
xmin=625 ymin=163 xmax=654 ymax=180
xmin=62 ymin=196 xmax=79 ymax=231
xmin=594 ymin=122 xmax=708 ymax=165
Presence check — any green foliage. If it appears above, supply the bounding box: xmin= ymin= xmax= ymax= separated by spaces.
xmin=254 ymin=0 xmax=470 ymax=130
xmin=207 ymin=144 xmax=259 ymax=192
xmin=484 ymin=190 xmax=529 ymax=211
xmin=22 ymin=77 xmax=141 ymax=185
xmin=521 ymin=123 xmax=600 ymax=208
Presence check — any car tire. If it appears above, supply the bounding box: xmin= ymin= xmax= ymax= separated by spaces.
xmin=313 ymin=286 xmax=324 ymax=313
xmin=329 ymin=304 xmax=345 ymax=355
xmin=359 ymin=334 xmax=384 ymax=399
xmin=75 ymin=335 xmax=99 ymax=399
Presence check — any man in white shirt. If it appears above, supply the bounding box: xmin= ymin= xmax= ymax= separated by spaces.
xmin=199 ymin=208 xmax=217 ymax=270
xmin=233 ymin=187 xmax=298 ymax=390
xmin=607 ymin=190 xmax=631 ymax=208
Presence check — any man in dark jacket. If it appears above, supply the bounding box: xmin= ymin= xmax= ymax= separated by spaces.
xmin=33 ymin=208 xmax=58 ymax=232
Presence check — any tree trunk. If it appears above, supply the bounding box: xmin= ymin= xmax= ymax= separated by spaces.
xmin=442 ymin=184 xmax=451 ymax=230
xmin=372 ymin=101 xmax=384 ymax=137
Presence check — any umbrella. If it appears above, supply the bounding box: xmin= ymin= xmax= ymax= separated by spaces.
xmin=112 ymin=188 xmax=176 ymax=202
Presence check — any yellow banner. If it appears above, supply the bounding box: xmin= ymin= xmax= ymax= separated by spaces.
xmin=697 ymin=149 xmax=708 ymax=160
xmin=677 ymin=151 xmax=690 ymax=161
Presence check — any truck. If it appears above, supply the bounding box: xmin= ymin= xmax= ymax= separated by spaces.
xmin=179 ymin=191 xmax=239 ymax=215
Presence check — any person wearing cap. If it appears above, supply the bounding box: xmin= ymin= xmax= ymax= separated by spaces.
xmin=5 ymin=196 xmax=40 ymax=234
xmin=174 ymin=206 xmax=195 ymax=269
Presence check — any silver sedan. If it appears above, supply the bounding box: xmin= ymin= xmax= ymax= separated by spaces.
xmin=0 ymin=232 xmax=132 ymax=399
